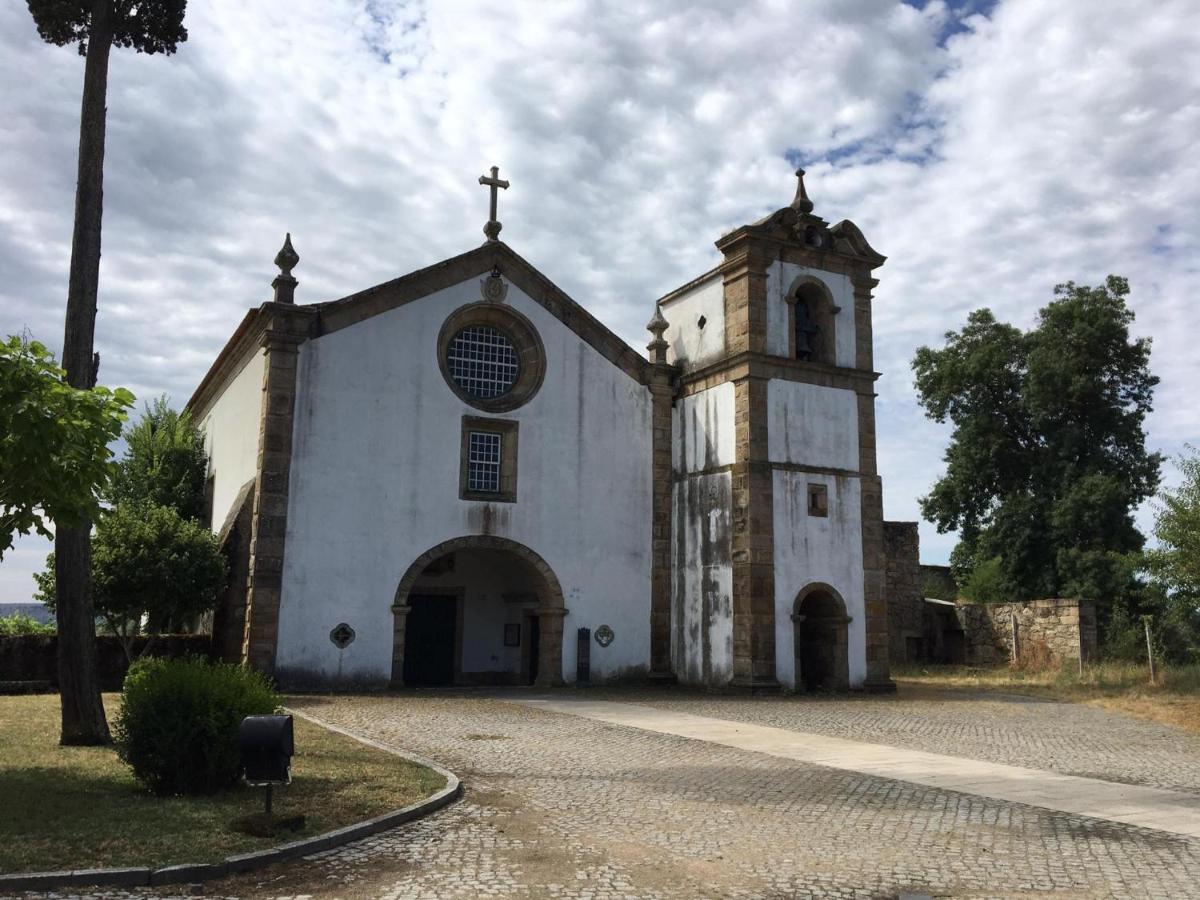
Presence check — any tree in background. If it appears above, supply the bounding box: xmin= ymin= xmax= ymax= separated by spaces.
xmin=35 ymin=504 xmax=226 ymax=662
xmin=0 ymin=336 xmax=132 ymax=557
xmin=913 ymin=276 xmax=1161 ymax=614
xmin=26 ymin=0 xmax=188 ymax=744
xmin=1145 ymin=447 xmax=1200 ymax=662
xmin=110 ymin=396 xmax=208 ymax=523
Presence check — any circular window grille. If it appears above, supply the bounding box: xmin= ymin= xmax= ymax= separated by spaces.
xmin=446 ymin=325 xmax=520 ymax=399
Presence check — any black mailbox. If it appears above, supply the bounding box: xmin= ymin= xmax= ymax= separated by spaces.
xmin=239 ymin=714 xmax=294 ymax=785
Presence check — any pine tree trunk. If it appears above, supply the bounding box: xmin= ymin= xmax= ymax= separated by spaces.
xmin=55 ymin=0 xmax=114 ymax=746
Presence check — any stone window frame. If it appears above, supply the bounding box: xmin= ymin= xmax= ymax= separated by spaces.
xmin=459 ymin=415 xmax=519 ymax=503
xmin=785 ymin=275 xmax=840 ymax=366
xmin=438 ymin=303 xmax=546 ymax=413
xmin=807 ymin=482 xmax=829 ymax=518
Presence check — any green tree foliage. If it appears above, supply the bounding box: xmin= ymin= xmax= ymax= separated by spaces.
xmin=913 ymin=276 xmax=1160 ymax=605
xmin=0 ymin=613 xmax=56 ymax=636
xmin=110 ymin=396 xmax=208 ymax=522
xmin=1149 ymin=446 xmax=1200 ymax=606
xmin=0 ymin=336 xmax=133 ymax=558
xmin=34 ymin=503 xmax=226 ymax=661
xmin=1142 ymin=447 xmax=1200 ymax=662
xmin=27 ymin=0 xmax=187 ymax=54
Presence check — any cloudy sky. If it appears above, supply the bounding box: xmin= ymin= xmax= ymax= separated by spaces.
xmin=2 ymin=0 xmax=1198 ymax=602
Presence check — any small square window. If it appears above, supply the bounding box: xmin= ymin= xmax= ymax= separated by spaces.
xmin=460 ymin=416 xmax=518 ymax=502
xmin=807 ymin=483 xmax=829 ymax=517
xmin=467 ymin=431 xmax=502 ymax=492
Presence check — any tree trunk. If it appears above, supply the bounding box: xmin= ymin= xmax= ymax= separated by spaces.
xmin=55 ymin=0 xmax=114 ymax=746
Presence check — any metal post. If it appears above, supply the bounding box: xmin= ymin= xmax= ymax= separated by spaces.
xmin=1010 ymin=610 xmax=1020 ymax=666
xmin=1143 ymin=616 xmax=1156 ymax=686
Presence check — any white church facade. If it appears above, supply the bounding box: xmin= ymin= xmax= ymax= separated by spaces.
xmin=190 ymin=171 xmax=895 ymax=692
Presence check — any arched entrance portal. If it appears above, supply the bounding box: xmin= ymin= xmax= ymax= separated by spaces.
xmin=792 ymin=584 xmax=850 ymax=692
xmin=391 ymin=536 xmax=566 ymax=688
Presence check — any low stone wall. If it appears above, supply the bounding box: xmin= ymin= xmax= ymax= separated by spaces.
xmin=0 ymin=634 xmax=216 ymax=692
xmin=957 ymin=599 xmax=1097 ymax=666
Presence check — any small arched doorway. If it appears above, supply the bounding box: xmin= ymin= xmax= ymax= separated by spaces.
xmin=792 ymin=584 xmax=850 ymax=692
xmin=390 ymin=536 xmax=566 ymax=688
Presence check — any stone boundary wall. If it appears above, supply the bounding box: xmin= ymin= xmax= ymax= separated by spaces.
xmin=0 ymin=635 xmax=216 ymax=691
xmin=883 ymin=521 xmax=922 ymax=665
xmin=957 ymin=599 xmax=1098 ymax=666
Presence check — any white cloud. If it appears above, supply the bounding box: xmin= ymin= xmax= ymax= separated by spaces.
xmin=1 ymin=0 xmax=1197 ymax=599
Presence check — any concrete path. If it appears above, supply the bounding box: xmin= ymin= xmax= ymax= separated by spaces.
xmin=514 ymin=695 xmax=1200 ymax=838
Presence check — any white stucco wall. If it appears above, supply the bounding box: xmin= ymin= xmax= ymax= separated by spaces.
xmin=673 ymin=382 xmax=736 ymax=474
xmin=772 ymin=470 xmax=866 ymax=689
xmin=767 ymin=380 xmax=859 ymax=471
xmin=274 ymin=276 xmax=654 ymax=687
xmin=764 ymin=262 xmax=856 ymax=367
xmin=671 ymin=471 xmax=733 ymax=686
xmin=659 ymin=275 xmax=725 ymax=371
xmin=199 ymin=349 xmax=265 ymax=531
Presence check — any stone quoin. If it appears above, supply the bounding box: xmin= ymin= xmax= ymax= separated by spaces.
xmin=187 ymin=169 xmax=895 ymax=691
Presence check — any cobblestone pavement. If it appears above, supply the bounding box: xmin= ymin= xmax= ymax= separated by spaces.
xmin=8 ymin=689 xmax=1200 ymax=900
xmin=583 ymin=685 xmax=1200 ymax=796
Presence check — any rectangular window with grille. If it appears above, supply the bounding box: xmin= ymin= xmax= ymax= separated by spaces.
xmin=460 ymin=416 xmax=519 ymax=502
xmin=467 ymin=431 xmax=502 ymax=493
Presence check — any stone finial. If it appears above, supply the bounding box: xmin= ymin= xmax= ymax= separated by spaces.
xmin=790 ymin=168 xmax=814 ymax=214
xmin=272 ymin=233 xmax=299 ymax=304
xmin=646 ymin=307 xmax=669 ymax=364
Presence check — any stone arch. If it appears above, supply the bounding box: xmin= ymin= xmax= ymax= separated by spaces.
xmin=791 ymin=582 xmax=851 ymax=691
xmin=390 ymin=535 xmax=567 ymax=688
xmin=785 ymin=275 xmax=839 ymax=365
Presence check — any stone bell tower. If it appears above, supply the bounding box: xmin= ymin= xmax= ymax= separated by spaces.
xmin=657 ymin=171 xmax=892 ymax=691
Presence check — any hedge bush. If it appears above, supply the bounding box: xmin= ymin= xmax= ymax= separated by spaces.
xmin=115 ymin=656 xmax=279 ymax=795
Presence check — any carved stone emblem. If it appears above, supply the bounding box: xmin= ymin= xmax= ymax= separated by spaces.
xmin=595 ymin=624 xmax=615 ymax=648
xmin=330 ymin=622 xmax=356 ymax=649
xmin=481 ymin=269 xmax=508 ymax=303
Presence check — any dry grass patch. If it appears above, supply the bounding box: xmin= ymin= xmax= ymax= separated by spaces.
xmin=894 ymin=662 xmax=1200 ymax=734
xmin=0 ymin=693 xmax=445 ymax=874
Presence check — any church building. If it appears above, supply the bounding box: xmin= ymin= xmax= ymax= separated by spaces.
xmin=190 ymin=170 xmax=894 ymax=692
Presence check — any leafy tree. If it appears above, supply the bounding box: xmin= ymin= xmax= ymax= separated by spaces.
xmin=26 ymin=0 xmax=188 ymax=745
xmin=1143 ymin=446 xmax=1200 ymax=662
xmin=1149 ymin=446 xmax=1200 ymax=606
xmin=0 ymin=335 xmax=132 ymax=556
xmin=913 ymin=276 xmax=1161 ymax=606
xmin=110 ymin=396 xmax=208 ymax=522
xmin=34 ymin=503 xmax=227 ymax=662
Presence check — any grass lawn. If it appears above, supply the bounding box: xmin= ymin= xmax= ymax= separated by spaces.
xmin=894 ymin=661 xmax=1200 ymax=734
xmin=0 ymin=694 xmax=446 ymax=874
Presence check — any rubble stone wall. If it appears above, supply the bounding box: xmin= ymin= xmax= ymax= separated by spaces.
xmin=957 ymin=599 xmax=1098 ymax=666
xmin=883 ymin=521 xmax=922 ymax=664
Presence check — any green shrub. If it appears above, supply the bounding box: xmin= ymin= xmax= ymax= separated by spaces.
xmin=0 ymin=612 xmax=55 ymax=635
xmin=115 ymin=656 xmax=279 ymax=795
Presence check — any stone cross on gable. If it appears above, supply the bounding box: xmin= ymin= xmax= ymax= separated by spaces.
xmin=479 ymin=165 xmax=510 ymax=242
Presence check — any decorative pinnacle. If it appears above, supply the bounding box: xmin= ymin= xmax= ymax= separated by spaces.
xmin=646 ymin=307 xmax=669 ymax=363
xmin=790 ymin=168 xmax=814 ymax=214
xmin=271 ymin=233 xmax=299 ymax=304
xmin=646 ymin=307 xmax=668 ymax=337
xmin=274 ymin=233 xmax=300 ymax=277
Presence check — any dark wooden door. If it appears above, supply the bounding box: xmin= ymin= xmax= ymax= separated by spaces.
xmin=404 ymin=595 xmax=457 ymax=686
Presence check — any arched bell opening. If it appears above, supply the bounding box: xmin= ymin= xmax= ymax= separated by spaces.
xmin=785 ymin=276 xmax=839 ymax=366
xmin=390 ymin=536 xmax=566 ymax=688
xmin=792 ymin=583 xmax=851 ymax=692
